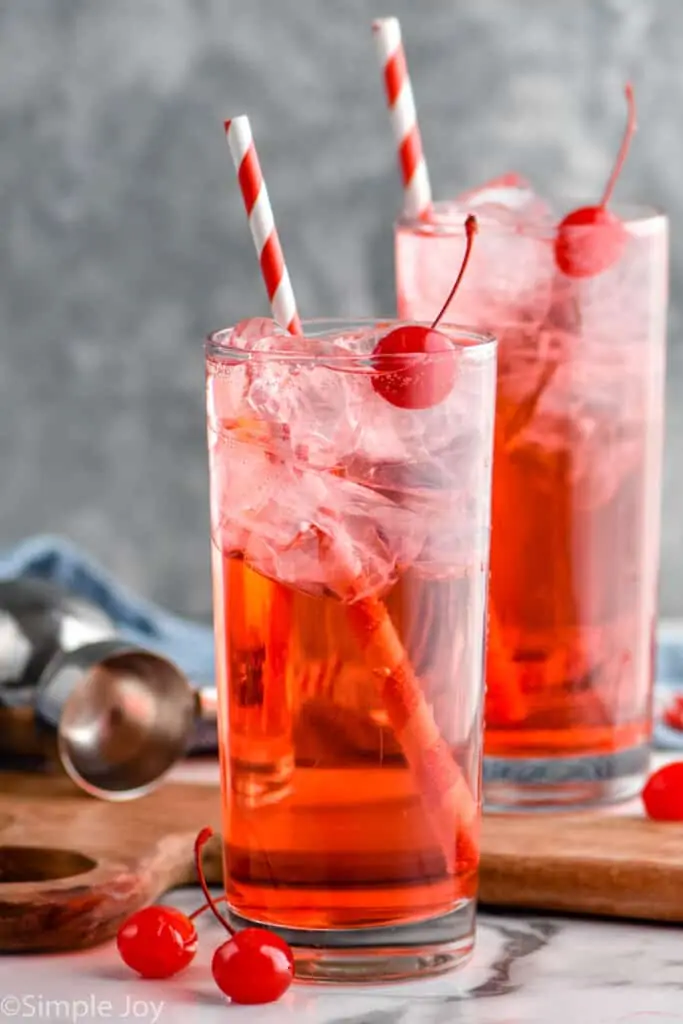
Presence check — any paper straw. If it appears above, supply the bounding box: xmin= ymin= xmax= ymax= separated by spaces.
xmin=224 ymin=116 xmax=302 ymax=334
xmin=372 ymin=17 xmax=432 ymax=218
xmin=315 ymin=523 xmax=478 ymax=874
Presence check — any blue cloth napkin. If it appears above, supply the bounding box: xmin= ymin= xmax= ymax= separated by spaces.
xmin=1 ymin=535 xmax=682 ymax=753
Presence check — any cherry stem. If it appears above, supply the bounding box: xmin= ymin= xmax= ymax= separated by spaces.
xmin=599 ymin=82 xmax=636 ymax=209
xmin=430 ymin=214 xmax=478 ymax=330
xmin=189 ymin=895 xmax=227 ymax=921
xmin=193 ymin=827 xmax=234 ymax=936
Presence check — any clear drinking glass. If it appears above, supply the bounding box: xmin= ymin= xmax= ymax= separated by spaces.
xmin=396 ymin=202 xmax=668 ymax=808
xmin=205 ymin=317 xmax=496 ymax=981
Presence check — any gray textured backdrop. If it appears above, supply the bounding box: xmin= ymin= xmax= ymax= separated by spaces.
xmin=1 ymin=0 xmax=681 ymax=619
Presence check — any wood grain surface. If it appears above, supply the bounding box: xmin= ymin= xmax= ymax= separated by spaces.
xmin=0 ymin=772 xmax=679 ymax=952
xmin=0 ymin=773 xmax=222 ymax=952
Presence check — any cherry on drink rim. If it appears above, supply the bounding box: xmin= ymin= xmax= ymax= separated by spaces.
xmin=555 ymin=83 xmax=637 ymax=279
xmin=371 ymin=214 xmax=478 ymax=410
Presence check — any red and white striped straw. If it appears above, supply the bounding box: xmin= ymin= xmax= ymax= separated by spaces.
xmin=224 ymin=116 xmax=302 ymax=334
xmin=372 ymin=17 xmax=432 ymax=219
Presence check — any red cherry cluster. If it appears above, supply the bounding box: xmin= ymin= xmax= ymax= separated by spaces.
xmin=117 ymin=827 xmax=294 ymax=1006
xmin=555 ymin=83 xmax=636 ymax=279
xmin=371 ymin=214 xmax=478 ymax=410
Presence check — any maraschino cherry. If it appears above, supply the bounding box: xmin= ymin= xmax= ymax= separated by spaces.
xmin=642 ymin=762 xmax=683 ymax=822
xmin=117 ymin=905 xmax=198 ymax=980
xmin=555 ymin=83 xmax=636 ymax=278
xmin=371 ymin=214 xmax=478 ymax=410
xmin=663 ymin=695 xmax=683 ymax=732
xmin=194 ymin=827 xmax=294 ymax=1005
xmin=116 ymin=827 xmax=294 ymax=1005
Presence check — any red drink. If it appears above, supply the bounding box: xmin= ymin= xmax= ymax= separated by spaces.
xmin=396 ymin=192 xmax=668 ymax=806
xmin=205 ymin=318 xmax=496 ymax=980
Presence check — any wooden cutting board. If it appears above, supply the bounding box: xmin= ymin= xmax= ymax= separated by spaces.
xmin=0 ymin=771 xmax=679 ymax=952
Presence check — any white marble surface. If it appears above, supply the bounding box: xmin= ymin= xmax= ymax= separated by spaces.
xmin=1 ymin=758 xmax=682 ymax=1024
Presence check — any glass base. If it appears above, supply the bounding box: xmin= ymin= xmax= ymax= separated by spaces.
xmin=227 ymin=902 xmax=475 ymax=983
xmin=483 ymin=743 xmax=650 ymax=810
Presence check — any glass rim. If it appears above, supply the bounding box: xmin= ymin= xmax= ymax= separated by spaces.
xmin=206 ymin=317 xmax=497 ymax=364
xmin=396 ymin=200 xmax=668 ymax=237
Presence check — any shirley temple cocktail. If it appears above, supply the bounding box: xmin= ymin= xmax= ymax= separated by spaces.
xmin=206 ymin=118 xmax=497 ymax=982
xmin=388 ymin=60 xmax=669 ymax=806
xmin=206 ymin=305 xmax=496 ymax=980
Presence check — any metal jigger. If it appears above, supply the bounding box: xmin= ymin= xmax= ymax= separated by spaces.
xmin=0 ymin=579 xmax=215 ymax=800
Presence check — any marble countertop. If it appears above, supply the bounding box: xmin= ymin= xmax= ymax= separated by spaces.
xmin=1 ymin=758 xmax=681 ymax=1024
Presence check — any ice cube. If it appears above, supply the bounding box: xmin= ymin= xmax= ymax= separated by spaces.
xmin=456 ymin=172 xmax=555 ymax=225
xmin=254 ymin=471 xmax=426 ymax=600
xmin=210 ymin=419 xmax=427 ymax=601
xmin=231 ymin=317 xmax=289 ymax=347
xmin=208 ymin=427 xmax=290 ymax=555
xmin=205 ymin=321 xmax=289 ymax=431
xmin=328 ymin=333 xmax=495 ymax=585
xmin=206 ymin=359 xmax=251 ymax=436
xmin=398 ymin=179 xmax=557 ymax=337
xmin=243 ymin=334 xmax=360 ymax=468
xmin=206 ymin=319 xmax=297 ymax=433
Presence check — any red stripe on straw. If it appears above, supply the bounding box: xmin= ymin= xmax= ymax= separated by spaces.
xmin=237 ymin=147 xmax=262 ymax=215
xmin=384 ymin=47 xmax=407 ymax=106
xmin=399 ymin=126 xmax=424 ymax=192
xmin=260 ymin=234 xmax=285 ymax=302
